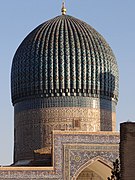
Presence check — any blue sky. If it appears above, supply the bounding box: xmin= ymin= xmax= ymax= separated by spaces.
xmin=0 ymin=0 xmax=135 ymax=165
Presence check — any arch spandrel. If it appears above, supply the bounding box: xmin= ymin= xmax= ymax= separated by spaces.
xmin=72 ymin=156 xmax=112 ymax=180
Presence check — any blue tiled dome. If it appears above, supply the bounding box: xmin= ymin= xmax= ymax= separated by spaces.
xmin=11 ymin=15 xmax=119 ymax=104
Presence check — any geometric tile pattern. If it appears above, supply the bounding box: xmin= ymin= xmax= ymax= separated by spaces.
xmin=14 ymin=96 xmax=116 ymax=113
xmin=11 ymin=15 xmax=119 ymax=105
xmin=14 ymin=107 xmax=116 ymax=162
xmin=0 ymin=131 xmax=119 ymax=180
xmin=65 ymin=144 xmax=119 ymax=179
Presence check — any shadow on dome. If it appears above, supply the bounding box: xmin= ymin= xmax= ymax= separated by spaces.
xmin=99 ymin=72 xmax=116 ymax=131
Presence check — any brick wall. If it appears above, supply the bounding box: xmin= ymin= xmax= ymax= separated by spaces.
xmin=120 ymin=122 xmax=135 ymax=180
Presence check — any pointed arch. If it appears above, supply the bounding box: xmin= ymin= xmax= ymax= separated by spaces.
xmin=72 ymin=156 xmax=112 ymax=180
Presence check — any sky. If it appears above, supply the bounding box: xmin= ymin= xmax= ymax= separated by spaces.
xmin=0 ymin=0 xmax=135 ymax=165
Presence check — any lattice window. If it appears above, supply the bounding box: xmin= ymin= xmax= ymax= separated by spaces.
xmin=73 ymin=119 xmax=81 ymax=129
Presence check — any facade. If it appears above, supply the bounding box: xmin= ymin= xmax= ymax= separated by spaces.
xmin=120 ymin=122 xmax=135 ymax=180
xmin=0 ymin=131 xmax=119 ymax=179
xmin=0 ymin=3 xmax=120 ymax=180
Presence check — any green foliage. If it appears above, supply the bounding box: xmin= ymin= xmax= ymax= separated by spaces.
xmin=108 ymin=159 xmax=120 ymax=180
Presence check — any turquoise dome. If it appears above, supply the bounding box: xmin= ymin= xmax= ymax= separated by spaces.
xmin=11 ymin=15 xmax=119 ymax=104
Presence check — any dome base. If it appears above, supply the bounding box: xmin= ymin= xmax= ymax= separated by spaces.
xmin=14 ymin=97 xmax=116 ymax=162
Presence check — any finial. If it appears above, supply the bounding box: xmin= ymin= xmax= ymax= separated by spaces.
xmin=61 ymin=0 xmax=67 ymax=15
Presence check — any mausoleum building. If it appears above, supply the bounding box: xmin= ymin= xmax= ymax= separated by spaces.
xmin=0 ymin=3 xmax=119 ymax=180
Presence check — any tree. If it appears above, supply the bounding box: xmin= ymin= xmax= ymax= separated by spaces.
xmin=108 ymin=159 xmax=120 ymax=180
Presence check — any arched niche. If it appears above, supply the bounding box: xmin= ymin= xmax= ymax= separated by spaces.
xmin=72 ymin=157 xmax=112 ymax=180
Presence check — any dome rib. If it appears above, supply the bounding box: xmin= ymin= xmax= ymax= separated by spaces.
xmin=48 ymin=19 xmax=59 ymax=92
xmin=72 ymin=18 xmax=93 ymax=92
xmin=11 ymin=15 xmax=119 ymax=104
xmin=73 ymin=20 xmax=87 ymax=91
xmin=59 ymin=18 xmax=65 ymax=91
xmin=76 ymin=20 xmax=97 ymax=93
xmin=68 ymin=18 xmax=82 ymax=91
xmin=66 ymin=18 xmax=76 ymax=91
xmin=64 ymin=17 xmax=71 ymax=91
xmin=53 ymin=17 xmax=61 ymax=91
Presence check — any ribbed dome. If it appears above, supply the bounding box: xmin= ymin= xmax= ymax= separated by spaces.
xmin=11 ymin=15 xmax=119 ymax=105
